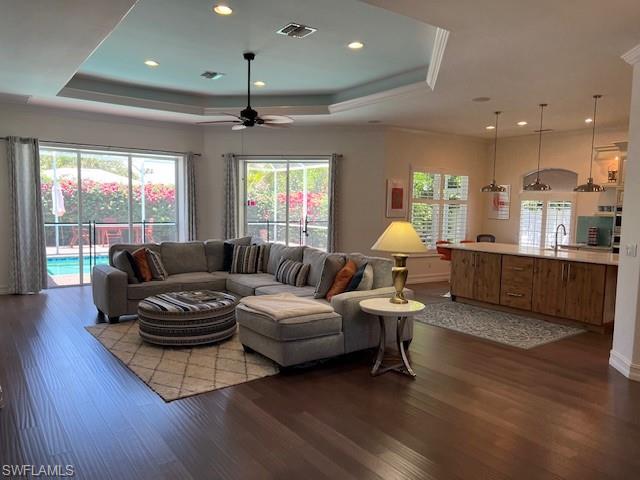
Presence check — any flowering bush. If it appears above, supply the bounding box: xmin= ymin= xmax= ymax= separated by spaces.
xmin=41 ymin=178 xmax=176 ymax=223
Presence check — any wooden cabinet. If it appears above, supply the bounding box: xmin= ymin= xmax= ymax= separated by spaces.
xmin=451 ymin=250 xmax=501 ymax=304
xmin=564 ymin=262 xmax=605 ymax=324
xmin=451 ymin=250 xmax=475 ymax=299
xmin=500 ymin=255 xmax=534 ymax=310
xmin=450 ymin=248 xmax=617 ymax=329
xmin=532 ymin=259 xmax=566 ymax=317
xmin=532 ymin=259 xmax=606 ymax=325
xmin=475 ymin=253 xmax=501 ymax=304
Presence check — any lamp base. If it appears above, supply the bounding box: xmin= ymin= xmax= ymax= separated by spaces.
xmin=390 ymin=254 xmax=408 ymax=304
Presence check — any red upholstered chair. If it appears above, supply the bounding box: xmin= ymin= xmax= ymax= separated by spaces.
xmin=436 ymin=240 xmax=453 ymax=297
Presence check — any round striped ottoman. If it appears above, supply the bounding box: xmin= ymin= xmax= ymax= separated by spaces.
xmin=137 ymin=291 xmax=238 ymax=346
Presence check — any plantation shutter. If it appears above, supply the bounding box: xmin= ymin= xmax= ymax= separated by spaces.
xmin=519 ymin=200 xmax=544 ymax=248
xmin=544 ymin=200 xmax=573 ymax=248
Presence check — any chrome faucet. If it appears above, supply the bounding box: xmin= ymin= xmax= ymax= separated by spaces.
xmin=554 ymin=224 xmax=567 ymax=254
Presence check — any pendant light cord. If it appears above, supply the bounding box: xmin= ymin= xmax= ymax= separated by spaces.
xmin=589 ymin=95 xmax=601 ymax=179
xmin=536 ymin=104 xmax=546 ymax=181
xmin=492 ymin=111 xmax=500 ymax=182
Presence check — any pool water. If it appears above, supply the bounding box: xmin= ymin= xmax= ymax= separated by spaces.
xmin=47 ymin=255 xmax=109 ymax=276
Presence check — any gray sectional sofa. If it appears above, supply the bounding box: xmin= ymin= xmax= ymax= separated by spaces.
xmin=92 ymin=240 xmax=413 ymax=366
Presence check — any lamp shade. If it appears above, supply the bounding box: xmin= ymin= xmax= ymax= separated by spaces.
xmin=371 ymin=221 xmax=428 ymax=253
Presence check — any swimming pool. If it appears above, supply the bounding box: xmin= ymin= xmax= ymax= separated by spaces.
xmin=47 ymin=255 xmax=109 ymax=276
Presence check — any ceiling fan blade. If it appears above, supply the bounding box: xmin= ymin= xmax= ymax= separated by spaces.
xmin=260 ymin=115 xmax=294 ymax=124
xmin=258 ymin=123 xmax=289 ymax=129
xmin=232 ymin=124 xmax=248 ymax=131
xmin=197 ymin=120 xmax=242 ymax=125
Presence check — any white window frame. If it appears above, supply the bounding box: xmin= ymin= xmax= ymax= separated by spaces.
xmin=237 ymin=155 xmax=332 ymax=249
xmin=409 ymin=168 xmax=470 ymax=253
xmin=518 ymin=192 xmax=576 ymax=249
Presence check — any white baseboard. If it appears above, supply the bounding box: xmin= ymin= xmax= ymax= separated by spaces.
xmin=0 ymin=285 xmax=9 ymax=295
xmin=609 ymin=349 xmax=640 ymax=381
xmin=407 ymin=273 xmax=450 ymax=285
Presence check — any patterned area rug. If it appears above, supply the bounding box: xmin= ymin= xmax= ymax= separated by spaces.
xmin=415 ymin=301 xmax=585 ymax=349
xmin=86 ymin=320 xmax=278 ymax=401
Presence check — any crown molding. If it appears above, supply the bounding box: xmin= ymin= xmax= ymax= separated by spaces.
xmin=426 ymin=28 xmax=450 ymax=90
xmin=329 ymin=81 xmax=428 ymax=114
xmin=622 ymin=44 xmax=640 ymax=65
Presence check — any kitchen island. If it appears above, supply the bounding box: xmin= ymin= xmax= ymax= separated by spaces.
xmin=446 ymin=242 xmax=619 ymax=331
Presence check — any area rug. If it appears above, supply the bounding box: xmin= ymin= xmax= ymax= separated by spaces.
xmin=415 ymin=301 xmax=585 ymax=349
xmin=86 ymin=321 xmax=278 ymax=402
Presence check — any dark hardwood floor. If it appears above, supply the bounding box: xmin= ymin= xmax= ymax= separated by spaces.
xmin=1 ymin=283 xmax=640 ymax=479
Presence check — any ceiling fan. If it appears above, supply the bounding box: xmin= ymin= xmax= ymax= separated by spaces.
xmin=198 ymin=52 xmax=293 ymax=130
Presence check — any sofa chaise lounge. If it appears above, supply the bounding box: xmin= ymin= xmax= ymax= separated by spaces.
xmin=92 ymin=240 xmax=413 ymax=366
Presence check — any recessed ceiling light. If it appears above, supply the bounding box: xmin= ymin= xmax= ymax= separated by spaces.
xmin=585 ymin=117 xmax=593 ymax=123
xmin=517 ymin=121 xmax=528 ymax=126
xmin=144 ymin=59 xmax=159 ymax=67
xmin=348 ymin=41 xmax=364 ymax=50
xmin=213 ymin=4 xmax=233 ymax=15
xmin=253 ymin=80 xmax=266 ymax=87
xmin=485 ymin=125 xmax=495 ymax=130
xmin=472 ymin=97 xmax=491 ymax=102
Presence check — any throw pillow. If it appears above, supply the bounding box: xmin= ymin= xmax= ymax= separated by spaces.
xmin=230 ymin=245 xmax=265 ymax=274
xmin=356 ymin=264 xmax=374 ymax=291
xmin=112 ymin=250 xmax=139 ymax=284
xmin=346 ymin=262 xmax=368 ymax=292
xmin=275 ymin=258 xmax=310 ymax=287
xmin=146 ymin=248 xmax=168 ymax=280
xmin=314 ymin=254 xmax=346 ymax=299
xmin=326 ymin=260 xmax=357 ymax=301
xmin=131 ymin=247 xmax=153 ymax=282
xmin=223 ymin=236 xmax=252 ymax=271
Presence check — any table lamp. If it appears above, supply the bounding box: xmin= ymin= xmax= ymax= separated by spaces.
xmin=371 ymin=221 xmax=428 ymax=304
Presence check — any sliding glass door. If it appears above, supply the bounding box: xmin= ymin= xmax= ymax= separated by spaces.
xmin=241 ymin=158 xmax=330 ymax=250
xmin=40 ymin=146 xmax=181 ymax=287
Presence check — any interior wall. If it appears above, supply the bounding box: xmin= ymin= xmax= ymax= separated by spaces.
xmin=199 ymin=126 xmax=388 ymax=255
xmin=0 ymin=102 xmax=203 ymax=293
xmin=384 ymin=128 xmax=490 ymax=282
xmin=482 ymin=127 xmax=628 ymax=243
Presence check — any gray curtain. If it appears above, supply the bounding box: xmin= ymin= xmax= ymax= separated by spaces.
xmin=185 ymin=152 xmax=197 ymax=240
xmin=7 ymin=137 xmax=47 ymax=293
xmin=223 ymin=153 xmax=239 ymax=239
xmin=328 ymin=154 xmax=340 ymax=252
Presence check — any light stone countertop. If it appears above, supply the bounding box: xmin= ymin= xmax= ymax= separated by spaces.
xmin=444 ymin=242 xmax=619 ymax=266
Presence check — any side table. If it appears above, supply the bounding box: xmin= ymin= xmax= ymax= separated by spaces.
xmin=359 ymin=298 xmax=425 ymax=378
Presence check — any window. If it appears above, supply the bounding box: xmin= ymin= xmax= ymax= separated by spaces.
xmin=518 ymin=197 xmax=574 ymax=248
xmin=239 ymin=157 xmax=331 ymax=250
xmin=410 ymin=171 xmax=469 ymax=249
xmin=40 ymin=145 xmax=183 ymax=287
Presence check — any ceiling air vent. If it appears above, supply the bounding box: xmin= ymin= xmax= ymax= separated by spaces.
xmin=201 ymin=71 xmax=225 ymax=80
xmin=276 ymin=23 xmax=317 ymax=39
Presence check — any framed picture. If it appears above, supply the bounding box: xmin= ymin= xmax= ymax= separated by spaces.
xmin=488 ymin=185 xmax=510 ymax=220
xmin=386 ymin=179 xmax=407 ymax=218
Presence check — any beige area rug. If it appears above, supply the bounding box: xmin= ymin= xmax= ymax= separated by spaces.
xmin=86 ymin=320 xmax=279 ymax=402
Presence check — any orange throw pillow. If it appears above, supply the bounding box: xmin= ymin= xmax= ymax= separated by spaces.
xmin=131 ymin=248 xmax=153 ymax=282
xmin=326 ymin=260 xmax=358 ymax=301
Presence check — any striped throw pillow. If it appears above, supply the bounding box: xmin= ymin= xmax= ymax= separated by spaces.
xmin=230 ymin=245 xmax=265 ymax=274
xmin=275 ymin=258 xmax=310 ymax=287
xmin=146 ymin=248 xmax=168 ymax=280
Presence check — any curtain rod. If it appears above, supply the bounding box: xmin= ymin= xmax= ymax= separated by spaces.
xmin=0 ymin=137 xmax=201 ymax=157
xmin=223 ymin=154 xmax=342 ymax=158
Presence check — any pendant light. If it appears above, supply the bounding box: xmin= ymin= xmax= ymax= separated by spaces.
xmin=481 ymin=111 xmax=507 ymax=193
xmin=574 ymin=95 xmax=605 ymax=192
xmin=524 ymin=103 xmax=552 ymax=191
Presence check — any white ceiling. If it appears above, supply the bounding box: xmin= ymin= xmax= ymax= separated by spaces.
xmin=78 ymin=0 xmax=437 ymax=96
xmin=2 ymin=0 xmax=640 ymax=138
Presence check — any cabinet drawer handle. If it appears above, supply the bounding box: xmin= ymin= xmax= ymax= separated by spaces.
xmin=511 ymin=267 xmax=525 ymax=271
xmin=506 ymin=292 xmax=524 ymax=298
